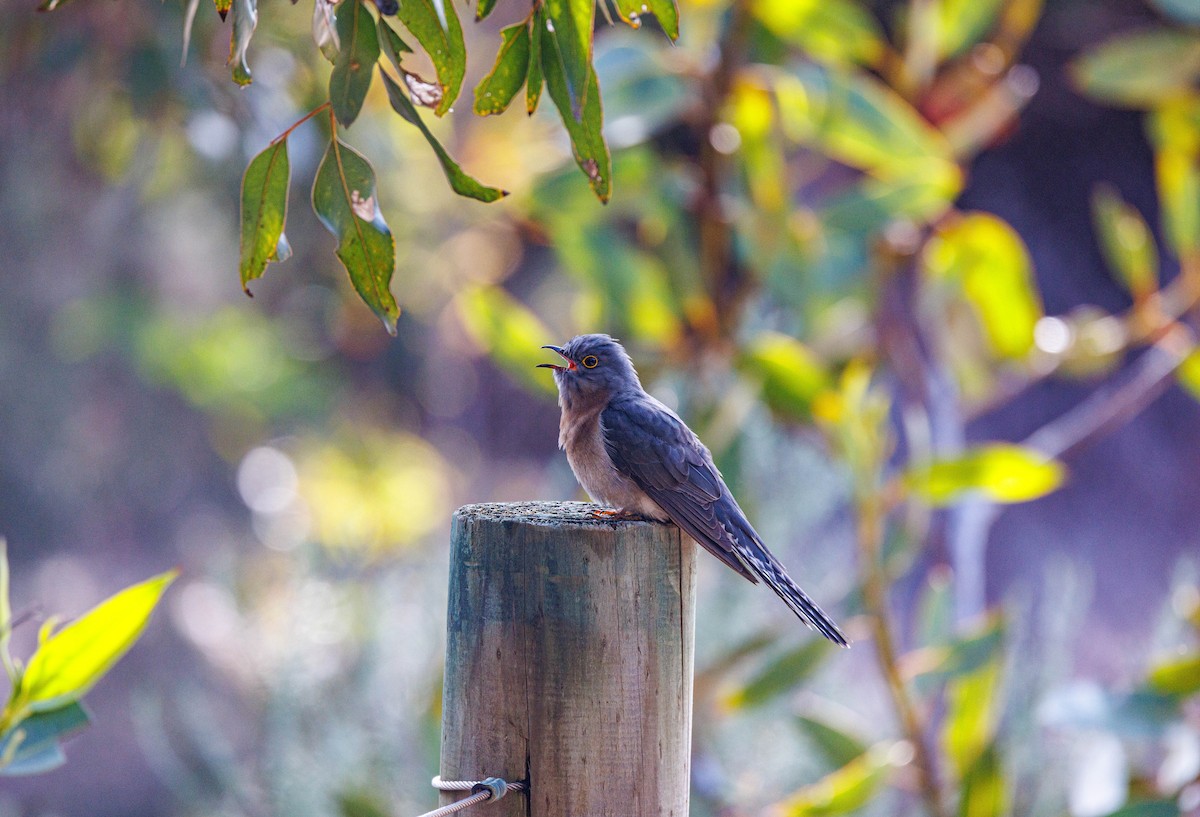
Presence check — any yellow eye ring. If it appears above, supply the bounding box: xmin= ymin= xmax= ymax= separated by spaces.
xmin=581 ymin=355 xmax=599 ymax=369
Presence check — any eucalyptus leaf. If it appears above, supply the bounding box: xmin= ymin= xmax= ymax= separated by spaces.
xmin=543 ymin=0 xmax=595 ymax=117
xmin=380 ymin=70 xmax=507 ymax=202
xmin=312 ymin=137 xmax=400 ymax=333
xmin=721 ymin=639 xmax=831 ymax=710
xmin=958 ymin=744 xmax=1008 ymax=817
xmin=1091 ymin=185 xmax=1158 ymax=301
xmin=213 ymin=0 xmax=232 ymax=20
xmin=229 ymin=0 xmax=257 ymax=86
xmin=0 ymin=743 xmax=65 ymax=776
xmin=377 ymin=17 xmax=412 ymax=73
xmin=474 ymin=22 xmax=530 ymax=116
xmin=474 ymin=0 xmax=498 ymax=22
xmin=775 ymin=745 xmax=895 ymax=816
xmin=13 ymin=571 xmax=176 ymax=716
xmin=943 ymin=657 xmax=1003 ymax=778
xmin=395 ymin=0 xmax=465 ymax=116
xmin=541 ymin=21 xmax=611 ymax=201
xmin=794 ymin=713 xmax=870 ymax=770
xmin=751 ymin=0 xmax=882 ymax=66
xmin=1148 ymin=99 xmax=1200 ymax=259
xmin=526 ymin=9 xmax=544 ymax=114
xmin=330 ymin=0 xmax=380 ymax=127
xmin=1071 ymin=28 xmax=1200 ymax=109
xmin=239 ymin=139 xmax=291 ymax=294
xmin=613 ymin=0 xmax=679 ymax=41
xmin=905 ymin=445 xmax=1064 ymax=505
xmin=0 ymin=703 xmax=89 ymax=775
xmin=739 ymin=332 xmax=831 ymax=423
xmin=1146 ymin=653 xmax=1200 ymax=697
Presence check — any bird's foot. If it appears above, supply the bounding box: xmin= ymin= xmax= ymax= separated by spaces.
xmin=590 ymin=508 xmax=645 ymax=521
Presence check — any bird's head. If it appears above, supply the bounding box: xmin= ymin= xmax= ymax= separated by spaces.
xmin=538 ymin=334 xmax=641 ymax=410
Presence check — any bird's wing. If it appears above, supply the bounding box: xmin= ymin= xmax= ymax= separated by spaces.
xmin=600 ymin=397 xmax=758 ymax=583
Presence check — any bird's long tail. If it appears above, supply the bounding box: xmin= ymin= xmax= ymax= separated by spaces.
xmin=755 ymin=556 xmax=849 ymax=646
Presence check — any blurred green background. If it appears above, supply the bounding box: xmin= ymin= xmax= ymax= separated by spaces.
xmin=1 ymin=0 xmax=1199 ymax=814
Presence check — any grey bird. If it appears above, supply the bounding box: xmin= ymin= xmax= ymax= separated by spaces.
xmin=538 ymin=334 xmax=848 ymax=646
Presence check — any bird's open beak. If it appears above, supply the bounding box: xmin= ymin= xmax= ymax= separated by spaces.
xmin=537 ymin=345 xmax=575 ymax=372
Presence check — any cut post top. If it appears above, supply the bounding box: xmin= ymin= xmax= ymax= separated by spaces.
xmin=454 ymin=501 xmax=671 ymax=530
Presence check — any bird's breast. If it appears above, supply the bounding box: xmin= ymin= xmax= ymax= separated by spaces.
xmin=561 ymin=409 xmax=667 ymax=520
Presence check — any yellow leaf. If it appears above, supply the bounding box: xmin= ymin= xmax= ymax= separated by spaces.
xmin=905 ymin=444 xmax=1065 ymax=505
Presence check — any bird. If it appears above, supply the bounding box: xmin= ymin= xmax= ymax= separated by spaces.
xmin=538 ymin=334 xmax=848 ymax=646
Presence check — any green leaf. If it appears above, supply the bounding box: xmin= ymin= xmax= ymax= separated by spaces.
xmin=395 ymin=0 xmax=465 ymax=116
xmin=1071 ymin=28 xmax=1200 ymax=109
xmin=0 ymin=703 xmax=89 ymax=775
xmin=905 ymin=444 xmax=1064 ymax=505
xmin=721 ymin=639 xmax=831 ymax=710
xmin=377 ymin=17 xmax=413 ymax=73
xmin=1148 ymin=99 xmax=1200 ymax=259
xmin=1146 ymin=653 xmax=1200 ymax=697
xmin=751 ymin=0 xmax=883 ymax=66
xmin=311 ymin=137 xmax=400 ymax=334
xmin=455 ymin=286 xmax=558 ymax=396
xmin=613 ymin=0 xmax=679 ymax=41
xmin=14 ymin=572 xmax=176 ymax=716
xmin=775 ymin=744 xmax=896 ymax=816
xmin=943 ymin=656 xmax=1003 ymax=778
xmin=936 ymin=0 xmax=1005 ymax=59
xmin=380 ymin=70 xmax=507 ymax=202
xmin=543 ymin=0 xmax=595 ymax=118
xmin=228 ymin=0 xmax=257 ymax=86
xmin=526 ymin=10 xmax=544 ymax=114
xmin=474 ymin=23 xmax=531 ymax=116
xmin=923 ymin=212 xmax=1042 ymax=359
xmin=213 ymin=0 xmax=232 ymax=20
xmin=1092 ymin=184 xmax=1159 ymax=300
xmin=239 ymin=140 xmax=292 ymax=295
xmin=0 ymin=743 xmax=65 ymax=776
xmin=907 ymin=612 xmax=1005 ymax=687
xmin=794 ymin=713 xmax=870 ymax=770
xmin=541 ymin=21 xmax=611 ymax=202
xmin=773 ymin=64 xmax=958 ymax=177
xmin=330 ymin=0 xmax=381 ymax=128
xmin=474 ymin=0 xmax=499 ymax=22
xmin=1149 ymin=0 xmax=1200 ymax=26
xmin=958 ymin=744 xmax=1007 ymax=817
xmin=739 ymin=332 xmax=831 ymax=423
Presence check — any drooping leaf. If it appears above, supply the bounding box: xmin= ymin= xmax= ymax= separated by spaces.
xmin=1147 ymin=99 xmax=1200 ymax=259
xmin=526 ymin=9 xmax=544 ymax=115
xmin=541 ymin=21 xmax=611 ymax=201
xmin=721 ymin=639 xmax=832 ymax=710
xmin=228 ymin=0 xmax=258 ymax=86
xmin=751 ymin=0 xmax=883 ymax=66
xmin=13 ymin=571 xmax=176 ymax=717
xmin=1146 ymin=653 xmax=1200 ymax=697
xmin=794 ymin=712 xmax=870 ymax=770
xmin=474 ymin=0 xmax=498 ymax=22
xmin=213 ymin=0 xmax=232 ymax=20
xmin=905 ymin=444 xmax=1064 ymax=506
xmin=314 ymin=0 xmax=341 ymax=62
xmin=1071 ymin=28 xmax=1200 ymax=109
xmin=395 ymin=0 xmax=465 ymax=116
xmin=958 ymin=744 xmax=1008 ymax=817
xmin=1149 ymin=0 xmax=1200 ymax=26
xmin=474 ymin=22 xmax=531 ymax=116
xmin=739 ymin=332 xmax=831 ymax=423
xmin=455 ymin=286 xmax=558 ymax=396
xmin=330 ymin=0 xmax=380 ymax=127
xmin=239 ymin=140 xmax=292 ymax=294
xmin=1091 ymin=185 xmax=1159 ymax=301
xmin=923 ymin=212 xmax=1042 ymax=359
xmin=543 ymin=0 xmax=595 ymax=117
xmin=380 ymin=70 xmax=508 ymax=202
xmin=0 ymin=703 xmax=90 ymax=776
xmin=376 ymin=16 xmax=412 ymax=73
xmin=775 ymin=745 xmax=896 ymax=817
xmin=613 ymin=0 xmax=679 ymax=41
xmin=906 ymin=612 xmax=1005 ymax=687
xmin=311 ymin=137 xmax=399 ymax=333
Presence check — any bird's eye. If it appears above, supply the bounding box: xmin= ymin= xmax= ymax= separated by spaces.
xmin=581 ymin=355 xmax=599 ymax=369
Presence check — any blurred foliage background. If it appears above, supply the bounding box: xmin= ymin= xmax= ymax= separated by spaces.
xmin=1 ymin=0 xmax=1200 ymax=815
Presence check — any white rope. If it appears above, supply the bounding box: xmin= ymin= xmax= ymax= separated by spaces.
xmin=414 ymin=775 xmax=528 ymax=817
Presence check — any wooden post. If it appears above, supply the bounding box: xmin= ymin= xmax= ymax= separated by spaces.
xmin=440 ymin=501 xmax=697 ymax=816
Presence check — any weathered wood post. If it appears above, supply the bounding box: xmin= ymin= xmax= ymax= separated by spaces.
xmin=440 ymin=501 xmax=697 ymax=816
